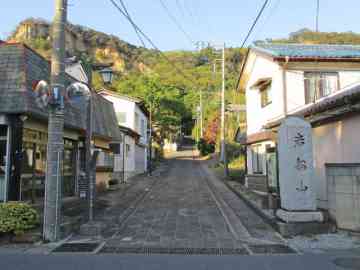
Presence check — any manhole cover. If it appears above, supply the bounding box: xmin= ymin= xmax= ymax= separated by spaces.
xmin=53 ymin=243 xmax=100 ymax=253
xmin=248 ymin=245 xmax=296 ymax=254
xmin=99 ymin=246 xmax=249 ymax=255
xmin=333 ymin=258 xmax=360 ymax=269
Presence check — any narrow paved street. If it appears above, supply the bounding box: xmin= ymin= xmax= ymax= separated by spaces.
xmin=88 ymin=147 xmax=286 ymax=255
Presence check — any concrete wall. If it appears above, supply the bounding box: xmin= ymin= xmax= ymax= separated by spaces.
xmin=96 ymin=172 xmax=111 ymax=193
xmin=326 ymin=164 xmax=360 ymax=231
xmin=312 ymin=114 xmax=360 ymax=209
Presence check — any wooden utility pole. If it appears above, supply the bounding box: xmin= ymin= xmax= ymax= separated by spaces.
xmin=220 ymin=44 xmax=226 ymax=163
xmin=43 ymin=0 xmax=67 ymax=242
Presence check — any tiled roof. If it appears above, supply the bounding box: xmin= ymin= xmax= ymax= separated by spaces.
xmin=253 ymin=43 xmax=360 ymax=59
xmin=265 ymin=83 xmax=360 ymax=128
xmin=0 ymin=43 xmax=120 ymax=140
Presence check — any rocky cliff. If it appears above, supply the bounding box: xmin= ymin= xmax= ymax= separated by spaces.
xmin=8 ymin=18 xmax=152 ymax=73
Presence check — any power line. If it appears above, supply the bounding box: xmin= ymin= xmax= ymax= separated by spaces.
xmin=175 ymin=0 xmax=185 ymax=17
xmin=235 ymin=0 xmax=271 ymax=90
xmin=109 ymin=0 xmax=195 ymax=85
xmin=158 ymin=0 xmax=194 ymax=45
xmin=240 ymin=0 xmax=270 ymax=48
xmin=253 ymin=0 xmax=281 ymax=41
xmin=117 ymin=0 xmax=146 ymax=47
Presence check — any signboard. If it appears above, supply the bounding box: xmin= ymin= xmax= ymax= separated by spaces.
xmin=278 ymin=116 xmax=316 ymax=211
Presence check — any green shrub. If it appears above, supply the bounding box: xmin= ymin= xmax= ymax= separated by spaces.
xmin=197 ymin=138 xmax=216 ymax=156
xmin=0 ymin=202 xmax=39 ymax=235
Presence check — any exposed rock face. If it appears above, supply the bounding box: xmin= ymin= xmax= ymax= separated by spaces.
xmin=8 ymin=18 xmax=150 ymax=73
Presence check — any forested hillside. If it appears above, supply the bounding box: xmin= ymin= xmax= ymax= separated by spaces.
xmin=259 ymin=28 xmax=360 ymax=45
xmin=8 ymin=18 xmax=245 ymax=141
xmin=9 ymin=18 xmax=360 ymax=143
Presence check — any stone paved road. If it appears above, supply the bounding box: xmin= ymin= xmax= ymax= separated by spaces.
xmin=101 ymin=148 xmax=284 ymax=252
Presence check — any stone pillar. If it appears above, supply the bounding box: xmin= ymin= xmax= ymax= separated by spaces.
xmin=276 ymin=116 xmax=323 ymax=223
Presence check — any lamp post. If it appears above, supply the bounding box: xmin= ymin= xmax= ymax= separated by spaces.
xmin=99 ymin=67 xmax=114 ymax=85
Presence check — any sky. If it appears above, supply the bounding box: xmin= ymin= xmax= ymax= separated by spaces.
xmin=2 ymin=0 xmax=360 ymax=51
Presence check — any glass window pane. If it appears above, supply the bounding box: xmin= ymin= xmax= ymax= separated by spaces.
xmin=116 ymin=112 xmax=127 ymax=124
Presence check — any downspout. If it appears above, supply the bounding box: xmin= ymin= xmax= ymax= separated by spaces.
xmin=281 ymin=56 xmax=290 ymax=117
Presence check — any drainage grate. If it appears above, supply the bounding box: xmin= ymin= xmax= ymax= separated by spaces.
xmin=248 ymin=244 xmax=296 ymax=254
xmin=53 ymin=243 xmax=100 ymax=253
xmin=333 ymin=258 xmax=360 ymax=269
xmin=99 ymin=246 xmax=249 ymax=255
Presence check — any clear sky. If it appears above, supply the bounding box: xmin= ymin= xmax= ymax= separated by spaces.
xmin=2 ymin=0 xmax=360 ymax=51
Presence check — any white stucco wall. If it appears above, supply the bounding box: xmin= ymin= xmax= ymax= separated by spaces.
xmin=312 ymin=114 xmax=360 ymax=209
xmin=339 ymin=71 xmax=360 ymax=89
xmin=100 ymin=93 xmax=148 ymax=146
xmin=286 ymin=70 xmax=306 ymax=112
xmin=101 ymin=94 xmax=136 ymax=130
xmin=246 ymin=54 xmax=284 ymax=135
xmin=134 ymin=105 xmax=148 ymax=145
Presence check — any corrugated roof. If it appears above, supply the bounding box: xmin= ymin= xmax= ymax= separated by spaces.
xmin=253 ymin=43 xmax=360 ymax=59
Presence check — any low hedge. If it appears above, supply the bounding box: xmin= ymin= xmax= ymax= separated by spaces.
xmin=0 ymin=202 xmax=39 ymax=235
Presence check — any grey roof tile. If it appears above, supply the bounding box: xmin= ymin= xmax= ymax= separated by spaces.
xmin=0 ymin=43 xmax=120 ymax=140
xmin=253 ymin=43 xmax=360 ymax=59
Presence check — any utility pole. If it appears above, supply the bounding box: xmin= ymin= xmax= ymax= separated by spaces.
xmin=43 ymin=0 xmax=67 ymax=242
xmin=220 ymin=43 xmax=226 ymax=166
xmin=148 ymin=99 xmax=153 ymax=176
xmin=200 ymin=89 xmax=203 ymax=138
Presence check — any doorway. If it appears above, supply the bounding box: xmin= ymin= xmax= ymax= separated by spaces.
xmin=0 ymin=126 xmax=8 ymax=202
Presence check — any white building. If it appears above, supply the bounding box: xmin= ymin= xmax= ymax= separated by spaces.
xmin=238 ymin=43 xmax=360 ymax=231
xmin=98 ymin=90 xmax=149 ymax=180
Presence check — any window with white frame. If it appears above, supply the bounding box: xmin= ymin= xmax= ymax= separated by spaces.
xmin=304 ymin=72 xmax=339 ymax=104
xmin=135 ymin=112 xmax=140 ymax=132
xmin=251 ymin=145 xmax=263 ymax=174
xmin=260 ymin=83 xmax=272 ymax=108
xmin=126 ymin=144 xmax=131 ymax=157
xmin=141 ymin=119 xmax=145 ymax=138
xmin=116 ymin=112 xmax=127 ymax=124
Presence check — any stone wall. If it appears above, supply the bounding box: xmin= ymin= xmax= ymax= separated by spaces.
xmin=246 ymin=174 xmax=268 ymax=193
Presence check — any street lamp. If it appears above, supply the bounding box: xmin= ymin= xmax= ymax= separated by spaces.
xmin=98 ymin=67 xmax=114 ymax=84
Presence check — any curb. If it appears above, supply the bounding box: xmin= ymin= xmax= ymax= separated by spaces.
xmin=210 ymin=167 xmax=279 ymax=230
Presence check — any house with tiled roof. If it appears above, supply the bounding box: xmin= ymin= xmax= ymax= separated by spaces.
xmin=237 ymin=43 xmax=360 ymax=231
xmin=0 ymin=42 xmax=121 ymax=203
xmin=98 ymin=90 xmax=150 ymax=181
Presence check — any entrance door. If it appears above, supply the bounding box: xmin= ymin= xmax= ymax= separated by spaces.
xmin=0 ymin=126 xmax=8 ymax=202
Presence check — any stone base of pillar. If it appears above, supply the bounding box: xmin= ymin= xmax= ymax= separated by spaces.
xmin=275 ymin=209 xmax=336 ymax=237
xmin=276 ymin=209 xmax=325 ymax=223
